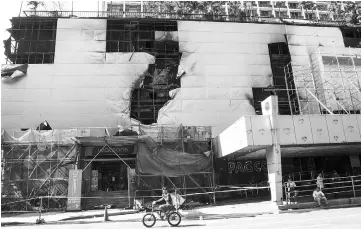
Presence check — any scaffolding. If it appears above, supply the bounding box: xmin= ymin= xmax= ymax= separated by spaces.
xmin=4 ymin=17 xmax=57 ymax=64
xmin=1 ymin=129 xmax=79 ymax=211
xmin=132 ymin=124 xmax=215 ymax=205
xmin=1 ymin=124 xmax=215 ymax=211
xmin=284 ymin=47 xmax=361 ymax=115
xmin=77 ymin=124 xmax=216 ymax=208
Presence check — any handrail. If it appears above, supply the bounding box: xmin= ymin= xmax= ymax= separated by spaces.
xmin=19 ymin=10 xmax=348 ymax=26
xmin=284 ymin=174 xmax=361 ymax=204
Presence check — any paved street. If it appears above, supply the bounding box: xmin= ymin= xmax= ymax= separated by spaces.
xmin=5 ymin=207 xmax=361 ymax=229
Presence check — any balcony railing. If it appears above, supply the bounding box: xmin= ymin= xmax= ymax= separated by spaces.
xmin=20 ymin=11 xmax=347 ymax=26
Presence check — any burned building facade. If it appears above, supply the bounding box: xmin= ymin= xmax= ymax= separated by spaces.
xmin=2 ymin=13 xmax=361 ymax=209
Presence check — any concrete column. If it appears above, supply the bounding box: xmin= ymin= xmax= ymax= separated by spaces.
xmin=266 ymin=144 xmax=283 ymax=204
xmin=262 ymin=96 xmax=283 ymax=205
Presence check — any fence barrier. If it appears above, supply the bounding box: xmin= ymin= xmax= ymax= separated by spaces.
xmin=284 ymin=174 xmax=361 ymax=204
xmin=21 ymin=11 xmax=346 ymax=26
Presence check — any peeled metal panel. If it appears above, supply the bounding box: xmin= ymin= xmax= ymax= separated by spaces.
xmin=309 ymin=115 xmax=330 ymax=144
xmin=293 ymin=115 xmax=314 ymax=144
xmin=342 ymin=115 xmax=361 ymax=142
xmin=250 ymin=116 xmax=272 ymax=146
xmin=325 ymin=115 xmax=346 ymax=143
xmin=277 ymin=115 xmax=296 ymax=145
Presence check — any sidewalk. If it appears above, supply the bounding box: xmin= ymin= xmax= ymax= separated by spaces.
xmin=2 ymin=197 xmax=361 ymax=226
xmin=1 ymin=208 xmax=137 ymax=226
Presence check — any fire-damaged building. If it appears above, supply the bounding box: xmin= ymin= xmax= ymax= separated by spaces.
xmin=1 ymin=6 xmax=361 ymax=211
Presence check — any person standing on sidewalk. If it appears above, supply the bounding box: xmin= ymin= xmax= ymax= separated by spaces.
xmin=332 ymin=170 xmax=340 ymax=198
xmin=286 ymin=178 xmax=297 ymax=204
xmin=316 ymin=173 xmax=324 ymax=190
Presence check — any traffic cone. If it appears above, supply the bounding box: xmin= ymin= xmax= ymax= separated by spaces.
xmin=104 ymin=206 xmax=109 ymax=221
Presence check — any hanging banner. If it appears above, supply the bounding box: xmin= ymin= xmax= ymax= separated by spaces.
xmin=67 ymin=169 xmax=82 ymax=211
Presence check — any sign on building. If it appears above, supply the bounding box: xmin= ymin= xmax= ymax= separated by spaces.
xmin=67 ymin=169 xmax=82 ymax=211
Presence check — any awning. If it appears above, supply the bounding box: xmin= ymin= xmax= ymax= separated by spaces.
xmin=74 ymin=136 xmax=139 ymax=147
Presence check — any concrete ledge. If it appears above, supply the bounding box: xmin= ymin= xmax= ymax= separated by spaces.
xmin=279 ymin=197 xmax=361 ymax=210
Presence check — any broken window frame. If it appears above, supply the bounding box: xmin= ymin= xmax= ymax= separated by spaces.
xmin=5 ymin=17 xmax=57 ymax=64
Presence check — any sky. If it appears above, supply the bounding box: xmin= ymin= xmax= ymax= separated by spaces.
xmin=0 ymin=0 xmax=107 ymax=65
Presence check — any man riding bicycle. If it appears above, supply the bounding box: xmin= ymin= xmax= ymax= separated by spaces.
xmin=152 ymin=187 xmax=173 ymax=219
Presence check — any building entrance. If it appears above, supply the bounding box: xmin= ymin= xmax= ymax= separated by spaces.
xmin=91 ymin=161 xmax=128 ymax=192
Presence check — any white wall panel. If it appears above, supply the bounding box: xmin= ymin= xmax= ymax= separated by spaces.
xmin=325 ymin=115 xmax=346 ymax=143
xmin=293 ymin=115 xmax=314 ymax=144
xmin=250 ymin=116 xmax=272 ymax=146
xmin=55 ymin=52 xmax=105 ymax=64
xmin=179 ymin=88 xmax=207 ymax=99
xmin=56 ymin=41 xmax=106 ymax=52
xmin=309 ymin=115 xmax=330 ymax=144
xmin=206 ymin=88 xmax=231 ymax=100
xmin=179 ymin=42 xmax=269 ymax=54
xmin=342 ymin=115 xmax=361 ymax=142
xmin=285 ymin=26 xmax=342 ymax=37
xmin=277 ymin=115 xmax=297 ymax=145
xmin=105 ymin=53 xmax=155 ymax=64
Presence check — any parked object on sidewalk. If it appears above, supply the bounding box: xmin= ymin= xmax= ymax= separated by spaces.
xmin=103 ymin=206 xmax=109 ymax=221
xmin=313 ymin=187 xmax=328 ymax=207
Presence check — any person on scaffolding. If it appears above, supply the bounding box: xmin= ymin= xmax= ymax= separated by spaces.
xmin=152 ymin=187 xmax=173 ymax=219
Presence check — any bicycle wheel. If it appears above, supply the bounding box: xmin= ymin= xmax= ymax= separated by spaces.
xmin=167 ymin=212 xmax=181 ymax=227
xmin=142 ymin=213 xmax=156 ymax=228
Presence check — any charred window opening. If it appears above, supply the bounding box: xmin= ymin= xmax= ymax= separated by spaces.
xmin=4 ymin=18 xmax=57 ymax=64
xmin=340 ymin=27 xmax=361 ymax=48
xmin=252 ymin=42 xmax=300 ymax=115
xmin=252 ymin=88 xmax=274 ymax=115
xmin=106 ymin=20 xmax=181 ymax=124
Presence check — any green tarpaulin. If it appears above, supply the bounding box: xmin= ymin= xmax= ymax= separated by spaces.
xmin=136 ymin=136 xmax=211 ymax=177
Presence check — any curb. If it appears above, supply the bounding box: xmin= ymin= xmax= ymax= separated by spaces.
xmin=59 ymin=210 xmax=138 ymax=221
xmin=1 ymin=210 xmax=139 ymax=227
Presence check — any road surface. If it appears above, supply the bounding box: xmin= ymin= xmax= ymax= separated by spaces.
xmin=7 ymin=207 xmax=361 ymax=229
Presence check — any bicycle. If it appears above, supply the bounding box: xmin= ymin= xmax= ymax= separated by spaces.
xmin=142 ymin=204 xmax=182 ymax=228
